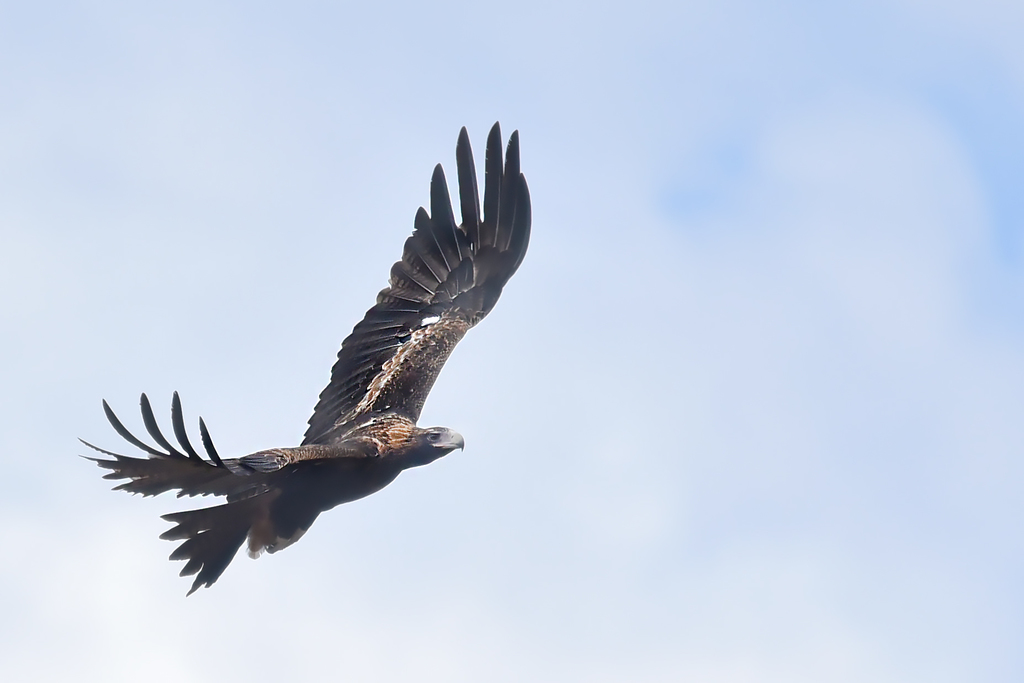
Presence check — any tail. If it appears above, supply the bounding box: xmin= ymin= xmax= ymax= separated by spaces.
xmin=160 ymin=490 xmax=317 ymax=595
xmin=160 ymin=497 xmax=263 ymax=595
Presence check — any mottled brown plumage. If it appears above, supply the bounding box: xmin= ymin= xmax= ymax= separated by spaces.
xmin=83 ymin=123 xmax=530 ymax=594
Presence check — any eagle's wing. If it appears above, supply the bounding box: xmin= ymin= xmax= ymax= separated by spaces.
xmin=302 ymin=122 xmax=531 ymax=445
xmin=82 ymin=392 xmax=259 ymax=499
xmin=83 ymin=393 xmax=375 ymax=501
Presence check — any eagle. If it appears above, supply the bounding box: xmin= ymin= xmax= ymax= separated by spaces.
xmin=83 ymin=123 xmax=531 ymax=594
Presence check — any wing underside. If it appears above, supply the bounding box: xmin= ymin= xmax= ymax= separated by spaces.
xmin=303 ymin=122 xmax=531 ymax=445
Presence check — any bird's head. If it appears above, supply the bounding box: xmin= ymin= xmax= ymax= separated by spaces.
xmin=404 ymin=426 xmax=465 ymax=468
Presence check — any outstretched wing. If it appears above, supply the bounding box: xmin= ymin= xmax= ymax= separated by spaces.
xmin=81 ymin=392 xmax=264 ymax=500
xmin=303 ymin=122 xmax=531 ymax=445
xmin=84 ymin=393 xmax=379 ymax=499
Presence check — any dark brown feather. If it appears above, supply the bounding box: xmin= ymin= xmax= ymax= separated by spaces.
xmin=481 ymin=122 xmax=503 ymax=249
xmin=456 ymin=126 xmax=481 ymax=246
xmin=171 ymin=391 xmax=204 ymax=462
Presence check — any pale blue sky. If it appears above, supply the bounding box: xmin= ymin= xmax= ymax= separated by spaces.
xmin=2 ymin=2 xmax=1022 ymax=681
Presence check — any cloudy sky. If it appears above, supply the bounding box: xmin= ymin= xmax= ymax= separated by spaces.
xmin=2 ymin=1 xmax=1022 ymax=681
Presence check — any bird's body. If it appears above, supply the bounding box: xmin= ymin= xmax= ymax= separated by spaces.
xmin=84 ymin=123 xmax=530 ymax=594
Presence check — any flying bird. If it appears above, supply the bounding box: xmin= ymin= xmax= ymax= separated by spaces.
xmin=83 ymin=123 xmax=531 ymax=594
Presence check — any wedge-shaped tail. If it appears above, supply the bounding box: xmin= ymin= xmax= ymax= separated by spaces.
xmin=160 ymin=495 xmax=294 ymax=595
xmin=161 ymin=499 xmax=257 ymax=595
xmin=160 ymin=483 xmax=327 ymax=595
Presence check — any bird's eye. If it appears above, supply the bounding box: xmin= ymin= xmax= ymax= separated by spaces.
xmin=427 ymin=432 xmax=441 ymax=442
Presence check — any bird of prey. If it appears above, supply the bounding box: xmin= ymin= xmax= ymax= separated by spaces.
xmin=83 ymin=123 xmax=531 ymax=594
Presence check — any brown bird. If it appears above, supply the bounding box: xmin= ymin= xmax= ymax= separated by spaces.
xmin=83 ymin=123 xmax=531 ymax=594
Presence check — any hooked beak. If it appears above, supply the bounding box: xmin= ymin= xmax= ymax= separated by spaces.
xmin=448 ymin=431 xmax=465 ymax=451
